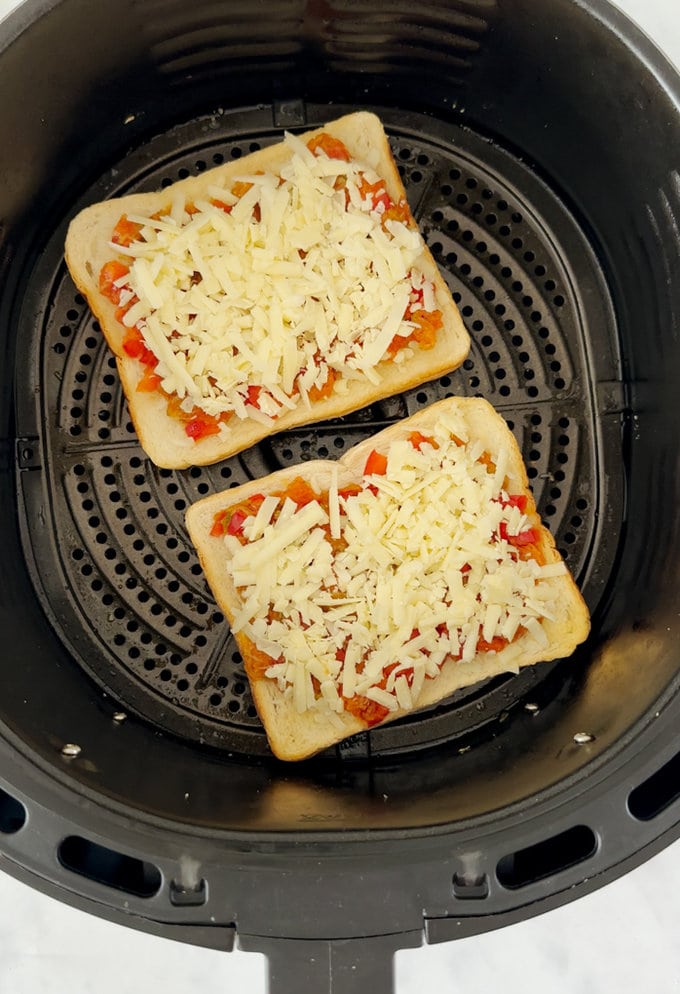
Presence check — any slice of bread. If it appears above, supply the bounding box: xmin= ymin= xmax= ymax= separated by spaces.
xmin=185 ymin=397 xmax=590 ymax=761
xmin=65 ymin=112 xmax=470 ymax=468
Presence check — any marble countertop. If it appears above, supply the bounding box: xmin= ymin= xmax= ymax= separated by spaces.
xmin=0 ymin=0 xmax=678 ymax=990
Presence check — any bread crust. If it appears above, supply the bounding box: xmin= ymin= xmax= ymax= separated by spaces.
xmin=65 ymin=112 xmax=470 ymax=469
xmin=186 ymin=397 xmax=591 ymax=761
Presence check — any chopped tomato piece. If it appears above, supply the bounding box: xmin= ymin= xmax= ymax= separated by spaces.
xmin=306 ymin=133 xmax=351 ymax=161
xmin=408 ymin=431 xmax=439 ymax=451
xmin=364 ymin=449 xmax=388 ymax=476
xmin=99 ymin=260 xmax=129 ymax=304
xmin=111 ymin=215 xmax=142 ymax=247
xmin=308 ymin=367 xmax=338 ymax=402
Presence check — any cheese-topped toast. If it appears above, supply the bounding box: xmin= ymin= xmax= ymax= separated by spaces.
xmin=65 ymin=112 xmax=470 ymax=468
xmin=185 ymin=397 xmax=590 ymax=761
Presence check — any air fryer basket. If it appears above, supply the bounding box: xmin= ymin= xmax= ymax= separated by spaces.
xmin=0 ymin=0 xmax=679 ymax=990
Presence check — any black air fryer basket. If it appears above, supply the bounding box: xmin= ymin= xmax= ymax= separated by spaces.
xmin=1 ymin=0 xmax=679 ymax=990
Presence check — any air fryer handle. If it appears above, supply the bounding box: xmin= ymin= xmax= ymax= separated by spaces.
xmin=239 ymin=931 xmax=422 ymax=993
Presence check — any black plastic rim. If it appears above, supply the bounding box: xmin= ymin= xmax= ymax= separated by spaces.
xmin=0 ymin=1 xmax=679 ymax=990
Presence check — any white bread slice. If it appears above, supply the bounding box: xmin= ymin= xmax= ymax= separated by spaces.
xmin=64 ymin=112 xmax=470 ymax=469
xmin=185 ymin=397 xmax=590 ymax=761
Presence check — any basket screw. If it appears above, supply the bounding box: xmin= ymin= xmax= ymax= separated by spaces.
xmin=112 ymin=712 xmax=127 ymax=723
xmin=61 ymin=743 xmax=82 ymax=758
xmin=573 ymin=731 xmax=595 ymax=745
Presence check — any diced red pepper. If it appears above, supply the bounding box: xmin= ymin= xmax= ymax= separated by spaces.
xmin=211 ymin=494 xmax=266 ymax=537
xmin=381 ymin=198 xmax=412 ymax=228
xmin=99 ymin=260 xmax=130 ymax=304
xmin=338 ymin=483 xmax=362 ymax=500
xmin=502 ymin=493 xmax=528 ymax=512
xmin=387 ymin=309 xmax=442 ymax=357
xmin=408 ymin=431 xmax=439 ymax=451
xmin=280 ymin=476 xmax=320 ymax=508
xmin=185 ymin=415 xmax=222 ymax=440
xmin=499 ymin=522 xmax=538 ymax=547
xmin=477 ymin=635 xmax=509 ymax=654
xmin=137 ymin=367 xmax=163 ymax=392
xmin=226 ymin=509 xmax=248 ymax=536
xmin=358 ymin=176 xmax=392 ymax=212
xmin=343 ymin=694 xmax=390 ymax=728
xmin=122 ymin=334 xmax=145 ymax=360
xmin=511 ymin=528 xmax=538 ymax=547
xmin=478 ymin=451 xmax=496 ymax=473
xmin=231 ymin=180 xmax=253 ymax=199
xmin=364 ymin=449 xmax=388 ymax=476
xmin=240 ymin=635 xmax=279 ymax=680
xmin=308 ymin=366 xmax=338 ymax=403
xmin=210 ymin=198 xmax=233 ymax=213
xmin=411 ymin=309 xmax=442 ymax=349
xmin=307 ymin=133 xmax=351 ymax=161
xmin=246 ymin=384 xmax=261 ymax=409
xmin=111 ymin=215 xmax=142 ymax=247
xmin=122 ymin=328 xmax=157 ymax=370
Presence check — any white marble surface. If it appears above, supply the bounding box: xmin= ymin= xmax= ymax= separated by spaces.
xmin=0 ymin=0 xmax=679 ymax=990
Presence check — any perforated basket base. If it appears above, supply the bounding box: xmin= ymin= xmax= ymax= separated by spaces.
xmin=14 ymin=102 xmax=622 ymax=761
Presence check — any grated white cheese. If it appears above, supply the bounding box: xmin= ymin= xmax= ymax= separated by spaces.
xmin=108 ymin=135 xmax=439 ymax=424
xmin=222 ymin=422 xmax=564 ymax=723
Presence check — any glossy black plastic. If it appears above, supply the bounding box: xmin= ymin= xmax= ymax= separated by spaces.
xmin=0 ymin=1 xmax=679 ymax=992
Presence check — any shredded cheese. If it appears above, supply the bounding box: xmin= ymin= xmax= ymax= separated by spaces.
xmin=109 ymin=136 xmax=438 ymax=426
xmin=224 ymin=417 xmax=566 ymax=723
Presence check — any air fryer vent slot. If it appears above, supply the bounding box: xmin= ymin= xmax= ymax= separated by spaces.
xmin=628 ymin=750 xmax=680 ymax=822
xmin=0 ymin=788 xmax=27 ymax=835
xmin=58 ymin=836 xmax=162 ymax=898
xmin=496 ymin=824 xmax=597 ymax=890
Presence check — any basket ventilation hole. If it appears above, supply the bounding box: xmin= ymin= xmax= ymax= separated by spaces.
xmin=0 ymin=788 xmax=27 ymax=834
xmin=58 ymin=836 xmax=162 ymax=898
xmin=628 ymin=749 xmax=680 ymax=822
xmin=496 ymin=825 xmax=597 ymax=890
